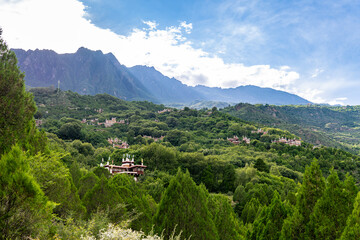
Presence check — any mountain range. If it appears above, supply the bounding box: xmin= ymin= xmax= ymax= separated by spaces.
xmin=13 ymin=47 xmax=311 ymax=106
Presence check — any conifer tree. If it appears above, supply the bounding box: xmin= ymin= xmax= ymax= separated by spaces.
xmin=154 ymin=168 xmax=218 ymax=240
xmin=0 ymin=146 xmax=53 ymax=239
xmin=250 ymin=191 xmax=288 ymax=240
xmin=306 ymin=170 xmax=357 ymax=239
xmin=0 ymin=28 xmax=46 ymax=155
xmin=340 ymin=191 xmax=360 ymax=239
xmin=280 ymin=159 xmax=325 ymax=239
xmin=208 ymin=193 xmax=245 ymax=239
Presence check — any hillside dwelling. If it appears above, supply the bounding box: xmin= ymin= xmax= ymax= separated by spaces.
xmin=251 ymin=128 xmax=268 ymax=135
xmin=108 ymin=138 xmax=129 ymax=149
xmin=227 ymin=136 xmax=240 ymax=144
xmin=242 ymin=136 xmax=251 ymax=144
xmin=35 ymin=119 xmax=43 ymax=127
xmin=98 ymin=118 xmax=126 ymax=127
xmin=157 ymin=109 xmax=172 ymax=114
xmin=101 ymin=155 xmax=147 ymax=179
xmin=272 ymin=137 xmax=301 ymax=146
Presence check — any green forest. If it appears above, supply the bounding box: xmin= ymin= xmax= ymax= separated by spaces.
xmin=2 ymin=31 xmax=360 ymax=240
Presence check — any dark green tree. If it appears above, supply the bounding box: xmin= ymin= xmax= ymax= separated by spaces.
xmin=254 ymin=158 xmax=269 ymax=173
xmin=306 ymin=170 xmax=357 ymax=239
xmin=154 ymin=169 xmax=218 ymax=239
xmin=0 ymin=28 xmax=47 ymax=155
xmin=250 ymin=191 xmax=288 ymax=240
xmin=340 ymin=191 xmax=360 ymax=239
xmin=208 ymin=194 xmax=245 ymax=239
xmin=280 ymin=159 xmax=326 ymax=240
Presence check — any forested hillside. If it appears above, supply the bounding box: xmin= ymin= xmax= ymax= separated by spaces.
xmin=222 ymin=103 xmax=360 ymax=155
xmin=2 ymin=31 xmax=360 ymax=239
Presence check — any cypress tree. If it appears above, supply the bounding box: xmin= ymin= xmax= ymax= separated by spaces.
xmin=0 ymin=28 xmax=47 ymax=155
xmin=306 ymin=170 xmax=357 ymax=239
xmin=208 ymin=193 xmax=245 ymax=239
xmin=154 ymin=168 xmax=218 ymax=240
xmin=280 ymin=159 xmax=325 ymax=239
xmin=340 ymin=191 xmax=360 ymax=239
xmin=250 ymin=191 xmax=288 ymax=240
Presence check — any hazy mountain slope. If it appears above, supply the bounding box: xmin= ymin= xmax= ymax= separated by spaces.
xmin=13 ymin=48 xmax=155 ymax=101
xmin=194 ymin=85 xmax=311 ymax=105
xmin=128 ymin=65 xmax=205 ymax=103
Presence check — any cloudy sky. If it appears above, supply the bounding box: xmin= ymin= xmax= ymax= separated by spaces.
xmin=1 ymin=0 xmax=360 ymax=105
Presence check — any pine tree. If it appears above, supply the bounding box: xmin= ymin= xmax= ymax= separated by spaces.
xmin=154 ymin=168 xmax=218 ymax=240
xmin=0 ymin=28 xmax=46 ymax=155
xmin=306 ymin=170 xmax=357 ymax=239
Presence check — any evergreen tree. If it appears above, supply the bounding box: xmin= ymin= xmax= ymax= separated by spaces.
xmin=0 ymin=28 xmax=46 ymax=155
xmin=241 ymin=197 xmax=262 ymax=224
xmin=154 ymin=168 xmax=218 ymax=240
xmin=250 ymin=191 xmax=288 ymax=240
xmin=0 ymin=146 xmax=53 ymax=239
xmin=208 ymin=194 xmax=245 ymax=239
xmin=306 ymin=170 xmax=357 ymax=239
xmin=29 ymin=152 xmax=85 ymax=217
xmin=83 ymin=175 xmax=126 ymax=222
xmin=340 ymin=191 xmax=360 ymax=239
xmin=280 ymin=159 xmax=325 ymax=239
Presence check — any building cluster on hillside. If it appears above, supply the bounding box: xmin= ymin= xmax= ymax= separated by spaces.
xmin=107 ymin=138 xmax=129 ymax=149
xmin=251 ymin=128 xmax=268 ymax=135
xmin=98 ymin=118 xmax=126 ymax=127
xmin=157 ymin=109 xmax=172 ymax=114
xmin=101 ymin=155 xmax=147 ymax=180
xmin=142 ymin=135 xmax=165 ymax=142
xmin=272 ymin=137 xmax=301 ymax=146
xmin=81 ymin=118 xmax=99 ymax=125
xmin=227 ymin=136 xmax=251 ymax=144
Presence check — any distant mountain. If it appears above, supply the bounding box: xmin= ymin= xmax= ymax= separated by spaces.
xmin=13 ymin=48 xmax=154 ymax=101
xmin=14 ymin=47 xmax=311 ymax=105
xmin=128 ymin=65 xmax=205 ymax=103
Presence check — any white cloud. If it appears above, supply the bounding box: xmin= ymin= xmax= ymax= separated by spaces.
xmin=142 ymin=20 xmax=158 ymax=30
xmin=0 ymin=0 xmax=299 ymax=93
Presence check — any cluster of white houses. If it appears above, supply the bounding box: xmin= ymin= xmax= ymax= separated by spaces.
xmin=101 ymin=155 xmax=147 ymax=179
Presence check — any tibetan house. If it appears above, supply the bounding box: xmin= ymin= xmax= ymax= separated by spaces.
xmin=101 ymin=155 xmax=147 ymax=178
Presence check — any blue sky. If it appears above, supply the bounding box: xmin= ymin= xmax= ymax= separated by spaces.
xmin=1 ymin=0 xmax=360 ymax=104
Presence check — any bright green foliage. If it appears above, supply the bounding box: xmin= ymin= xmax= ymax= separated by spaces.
xmin=154 ymin=169 xmax=218 ymax=240
xmin=83 ymin=175 xmax=126 ymax=221
xmin=29 ymin=152 xmax=85 ymax=217
xmin=250 ymin=191 xmax=288 ymax=240
xmin=280 ymin=159 xmax=325 ymax=239
xmin=340 ymin=191 xmax=360 ymax=239
xmin=0 ymin=146 xmax=53 ymax=239
xmin=297 ymin=159 xmax=325 ymax=223
xmin=78 ymin=171 xmax=100 ymax=199
xmin=306 ymin=170 xmax=357 ymax=239
xmin=108 ymin=174 xmax=157 ymax=234
xmin=241 ymin=197 xmax=262 ymax=224
xmin=141 ymin=143 xmax=178 ymax=172
xmin=208 ymin=194 xmax=245 ymax=239
xmin=0 ymin=29 xmax=47 ymax=155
